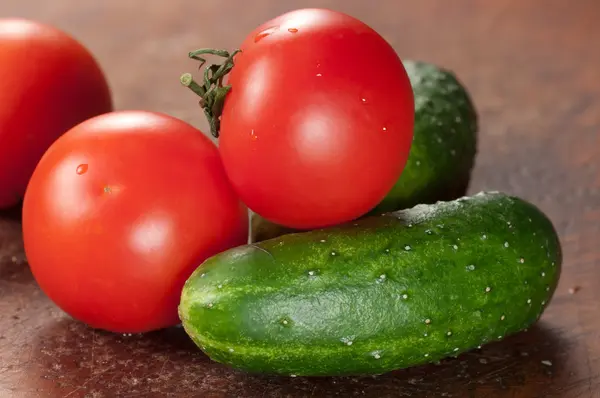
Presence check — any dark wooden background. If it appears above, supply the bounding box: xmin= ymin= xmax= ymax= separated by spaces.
xmin=1 ymin=1 xmax=599 ymax=397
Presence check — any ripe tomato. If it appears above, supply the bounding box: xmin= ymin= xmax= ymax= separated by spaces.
xmin=22 ymin=111 xmax=249 ymax=333
xmin=218 ymin=8 xmax=414 ymax=229
xmin=0 ymin=18 xmax=112 ymax=208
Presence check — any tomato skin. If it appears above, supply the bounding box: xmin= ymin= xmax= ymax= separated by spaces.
xmin=22 ymin=111 xmax=249 ymax=333
xmin=219 ymin=9 xmax=414 ymax=229
xmin=0 ymin=18 xmax=112 ymax=208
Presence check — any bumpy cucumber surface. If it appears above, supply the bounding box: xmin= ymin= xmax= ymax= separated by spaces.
xmin=180 ymin=192 xmax=561 ymax=376
xmin=372 ymin=60 xmax=478 ymax=213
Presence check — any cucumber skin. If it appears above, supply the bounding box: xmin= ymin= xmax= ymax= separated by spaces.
xmin=180 ymin=192 xmax=561 ymax=377
xmin=370 ymin=60 xmax=478 ymax=214
xmin=250 ymin=60 xmax=478 ymax=243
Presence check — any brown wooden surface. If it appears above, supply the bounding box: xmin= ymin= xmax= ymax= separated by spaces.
xmin=1 ymin=1 xmax=599 ymax=397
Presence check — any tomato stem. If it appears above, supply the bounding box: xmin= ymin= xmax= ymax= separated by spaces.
xmin=180 ymin=48 xmax=241 ymax=138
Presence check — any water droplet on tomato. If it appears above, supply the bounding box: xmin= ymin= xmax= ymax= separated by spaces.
xmin=76 ymin=164 xmax=88 ymax=175
xmin=382 ymin=127 xmax=387 ymax=131
xmin=361 ymin=98 xmax=368 ymax=103
xmin=288 ymin=28 xmax=298 ymax=33
xmin=316 ymin=73 xmax=322 ymax=77
xmin=250 ymin=129 xmax=258 ymax=141
xmin=254 ymin=26 xmax=278 ymax=42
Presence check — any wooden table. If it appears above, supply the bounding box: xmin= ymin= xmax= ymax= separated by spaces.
xmin=1 ymin=1 xmax=598 ymax=397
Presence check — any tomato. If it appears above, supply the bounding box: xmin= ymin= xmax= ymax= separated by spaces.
xmin=217 ymin=8 xmax=414 ymax=229
xmin=22 ymin=111 xmax=249 ymax=333
xmin=0 ymin=18 xmax=112 ymax=208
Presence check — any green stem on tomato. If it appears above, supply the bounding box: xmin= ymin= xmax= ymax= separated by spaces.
xmin=180 ymin=48 xmax=241 ymax=138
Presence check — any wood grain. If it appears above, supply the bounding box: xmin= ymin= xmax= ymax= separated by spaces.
xmin=1 ymin=0 xmax=599 ymax=397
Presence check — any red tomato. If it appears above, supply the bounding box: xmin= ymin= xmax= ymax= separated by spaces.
xmin=0 ymin=18 xmax=112 ymax=208
xmin=218 ymin=8 xmax=414 ymax=229
xmin=22 ymin=111 xmax=249 ymax=333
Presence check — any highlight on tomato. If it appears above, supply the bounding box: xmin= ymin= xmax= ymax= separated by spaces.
xmin=22 ymin=110 xmax=249 ymax=333
xmin=181 ymin=8 xmax=415 ymax=230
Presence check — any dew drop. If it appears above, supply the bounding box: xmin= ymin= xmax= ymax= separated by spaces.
xmin=404 ymin=245 xmax=411 ymax=251
xmin=200 ymin=273 xmax=206 ymax=278
xmin=371 ymin=351 xmax=381 ymax=359
xmin=382 ymin=126 xmax=387 ymax=131
xmin=308 ymin=270 xmax=316 ymax=276
xmin=425 ymin=229 xmax=433 ymax=235
xmin=542 ymin=301 xmax=546 ymax=306
xmin=447 ymin=331 xmax=453 ymax=336
xmin=207 ymin=303 xmax=214 ymax=308
xmin=316 ymin=73 xmax=322 ymax=77
xmin=423 ymin=333 xmax=428 ymax=337
xmin=501 ymin=315 xmax=505 ymax=320
xmin=401 ymin=294 xmax=408 ymax=300
xmin=519 ymin=258 xmax=525 ymax=263
xmin=290 ymin=374 xmax=297 ymax=378
xmin=254 ymin=26 xmax=278 ymax=42
xmin=287 ymin=27 xmax=298 ymax=33
xmin=319 ymin=239 xmax=326 ymax=243
xmin=482 ymin=234 xmax=487 ymax=240
xmin=527 ymin=299 xmax=532 ymax=304
xmin=541 ymin=272 xmax=546 ymax=277
xmin=384 ymin=248 xmax=390 ymax=254
xmin=466 ymin=264 xmax=475 ymax=271
xmin=504 ymin=242 xmax=510 ymax=248
xmin=453 ymin=244 xmax=458 ymax=250
xmin=217 ymin=284 xmax=223 ymax=289
xmin=424 ymin=319 xmax=431 ymax=325
xmin=76 ymin=164 xmax=88 ymax=175
xmin=453 ymin=348 xmax=459 ymax=352
xmin=485 ymin=287 xmax=491 ymax=293
xmin=330 ymin=251 xmax=337 ymax=256
xmin=361 ymin=98 xmax=368 ymax=103
xmin=416 ymin=160 xmax=421 ymax=166
xmin=424 ymin=353 xmax=429 ymax=357
xmin=228 ymin=348 xmax=234 ymax=353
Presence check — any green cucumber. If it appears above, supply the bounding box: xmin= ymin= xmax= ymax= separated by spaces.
xmin=180 ymin=192 xmax=561 ymax=376
xmin=370 ymin=59 xmax=478 ymax=213
xmin=250 ymin=59 xmax=478 ymax=243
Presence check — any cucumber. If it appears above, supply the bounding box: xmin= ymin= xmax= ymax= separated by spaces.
xmin=249 ymin=59 xmax=478 ymax=243
xmin=180 ymin=192 xmax=561 ymax=376
xmin=371 ymin=59 xmax=478 ymax=213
